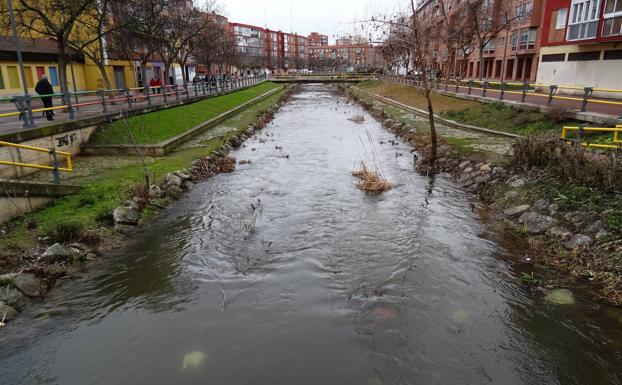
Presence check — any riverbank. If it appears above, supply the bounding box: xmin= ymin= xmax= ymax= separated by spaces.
xmin=346 ymin=84 xmax=622 ymax=305
xmin=0 ymin=85 xmax=296 ymax=325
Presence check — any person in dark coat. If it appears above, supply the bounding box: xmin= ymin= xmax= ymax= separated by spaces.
xmin=35 ymin=75 xmax=54 ymax=121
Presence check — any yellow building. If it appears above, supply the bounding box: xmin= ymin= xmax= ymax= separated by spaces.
xmin=0 ymin=35 xmax=138 ymax=97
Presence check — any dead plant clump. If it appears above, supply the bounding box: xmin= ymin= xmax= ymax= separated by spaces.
xmin=348 ymin=115 xmax=365 ymax=124
xmin=352 ymin=163 xmax=391 ymax=192
xmin=510 ymin=135 xmax=622 ymax=192
xmin=190 ymin=155 xmax=237 ymax=180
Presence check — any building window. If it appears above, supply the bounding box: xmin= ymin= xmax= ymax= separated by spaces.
xmin=567 ymin=0 xmax=601 ymax=40
xmin=0 ymin=68 xmax=4 ymax=89
xmin=513 ymin=28 xmax=536 ymax=50
xmin=510 ymin=31 xmax=518 ymax=50
xmin=515 ymin=1 xmax=533 ymax=18
xmin=603 ymin=0 xmax=622 ymax=36
xmin=483 ymin=38 xmax=495 ymax=54
xmin=556 ymin=8 xmax=568 ymax=29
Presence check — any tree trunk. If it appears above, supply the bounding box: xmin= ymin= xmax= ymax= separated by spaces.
xmin=478 ymin=46 xmax=485 ymax=80
xmin=421 ymin=76 xmax=437 ymax=168
xmin=57 ymin=38 xmax=69 ymax=96
xmin=141 ymin=58 xmax=149 ymax=95
xmin=96 ymin=61 xmax=112 ymax=90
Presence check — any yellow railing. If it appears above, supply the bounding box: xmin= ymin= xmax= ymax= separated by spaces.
xmin=0 ymin=140 xmax=73 ymax=172
xmin=561 ymin=125 xmax=622 ymax=149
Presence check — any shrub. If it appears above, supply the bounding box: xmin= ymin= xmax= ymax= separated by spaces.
xmin=45 ymin=221 xmax=85 ymax=244
xmin=509 ymin=135 xmax=621 ymax=192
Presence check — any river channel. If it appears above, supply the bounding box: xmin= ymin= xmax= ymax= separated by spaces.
xmin=1 ymin=84 xmax=622 ymax=385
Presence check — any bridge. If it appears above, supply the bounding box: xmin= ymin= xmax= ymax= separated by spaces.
xmin=269 ymin=74 xmax=373 ymax=83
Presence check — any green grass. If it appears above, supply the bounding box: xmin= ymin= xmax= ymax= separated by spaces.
xmin=0 ymin=87 xmax=289 ymax=255
xmin=357 ymin=80 xmax=588 ymax=136
xmin=88 ymin=82 xmax=280 ymax=145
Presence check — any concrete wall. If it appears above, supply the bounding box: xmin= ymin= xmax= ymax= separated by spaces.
xmin=0 ymin=125 xmax=97 ymax=179
xmin=0 ymin=197 xmax=52 ymax=224
xmin=536 ymin=44 xmax=622 ymax=99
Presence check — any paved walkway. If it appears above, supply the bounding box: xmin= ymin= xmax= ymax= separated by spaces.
xmin=0 ymin=80 xmax=264 ymax=137
xmin=382 ymin=76 xmax=622 ymax=121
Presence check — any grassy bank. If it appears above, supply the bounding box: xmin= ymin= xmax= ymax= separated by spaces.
xmin=88 ymin=82 xmax=280 ymax=145
xmin=357 ymin=80 xmax=582 ymax=136
xmin=0 ymin=87 xmax=290 ymax=266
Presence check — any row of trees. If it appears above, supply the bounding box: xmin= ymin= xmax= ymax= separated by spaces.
xmin=0 ymin=0 xmax=237 ymax=95
xmin=380 ymin=0 xmax=528 ymax=81
xmin=371 ymin=0 xmax=528 ymax=167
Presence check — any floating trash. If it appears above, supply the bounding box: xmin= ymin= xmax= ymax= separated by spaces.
xmin=544 ymin=289 xmax=575 ymax=305
xmin=373 ymin=307 xmax=396 ymax=319
xmin=451 ymin=309 xmax=469 ymax=323
xmin=182 ymin=351 xmax=206 ymax=370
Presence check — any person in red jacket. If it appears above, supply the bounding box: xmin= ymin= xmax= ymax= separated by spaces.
xmin=149 ymin=77 xmax=162 ymax=94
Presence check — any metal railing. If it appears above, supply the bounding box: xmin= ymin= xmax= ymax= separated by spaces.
xmin=0 ymin=140 xmax=73 ymax=184
xmin=380 ymin=75 xmax=622 ymax=119
xmin=560 ymin=125 xmax=622 ymax=149
xmin=0 ymin=75 xmax=268 ymax=130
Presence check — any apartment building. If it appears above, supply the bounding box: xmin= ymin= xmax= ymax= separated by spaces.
xmin=336 ymin=34 xmax=368 ymax=46
xmin=307 ymin=43 xmax=382 ymax=71
xmin=307 ymin=32 xmax=329 ymax=46
xmin=416 ymin=0 xmax=544 ymax=83
xmin=537 ymin=0 xmax=622 ymax=93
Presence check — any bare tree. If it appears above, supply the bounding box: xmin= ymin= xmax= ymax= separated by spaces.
xmin=368 ymin=0 xmax=439 ymax=168
xmin=2 ymin=0 xmax=98 ymax=96
xmin=466 ymin=0 xmax=523 ymax=80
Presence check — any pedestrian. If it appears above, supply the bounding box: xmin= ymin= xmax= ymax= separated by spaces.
xmin=35 ymin=74 xmax=54 ymax=121
xmin=149 ymin=77 xmax=159 ymax=94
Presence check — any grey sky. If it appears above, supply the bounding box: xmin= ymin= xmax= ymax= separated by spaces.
xmin=218 ymin=0 xmax=407 ymax=44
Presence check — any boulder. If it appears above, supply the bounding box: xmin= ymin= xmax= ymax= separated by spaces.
xmin=0 ymin=301 xmax=18 ymax=322
xmin=564 ymin=234 xmax=592 ymax=250
xmin=479 ymin=164 xmax=491 ymax=172
xmin=41 ymin=243 xmax=80 ymax=263
xmin=509 ymin=178 xmax=525 ymax=188
xmin=174 ymin=171 xmax=192 ymax=181
xmin=10 ymin=273 xmax=46 ymax=298
xmin=595 ymin=229 xmax=611 ymax=241
xmin=504 ymin=191 xmax=519 ymax=199
xmin=164 ymin=173 xmax=183 ymax=188
xmin=0 ymin=285 xmax=28 ymax=309
xmin=124 ymin=200 xmax=142 ymax=211
xmin=113 ymin=207 xmax=140 ymax=226
xmin=533 ymin=199 xmax=550 ymax=211
xmin=584 ymin=219 xmax=604 ymax=234
xmin=458 ymin=161 xmax=470 ymax=169
xmin=518 ymin=212 xmax=556 ymax=234
xmin=149 ymin=185 xmax=164 ymax=199
xmin=503 ymin=204 xmax=531 ymax=217
xmin=114 ymin=224 xmax=136 ymax=235
xmin=166 ymin=185 xmax=184 ymax=200
xmin=0 ymin=273 xmax=16 ymax=286
xmin=548 ymin=203 xmax=559 ymax=215
xmin=548 ymin=226 xmax=573 ymax=240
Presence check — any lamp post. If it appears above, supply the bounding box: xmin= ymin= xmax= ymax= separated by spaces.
xmin=7 ymin=0 xmax=35 ymax=128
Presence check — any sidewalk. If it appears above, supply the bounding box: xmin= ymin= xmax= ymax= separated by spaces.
xmin=0 ymin=78 xmax=266 ymax=137
xmin=381 ymin=75 xmax=622 ymax=124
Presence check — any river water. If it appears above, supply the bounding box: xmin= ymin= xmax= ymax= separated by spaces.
xmin=2 ymin=84 xmax=622 ymax=385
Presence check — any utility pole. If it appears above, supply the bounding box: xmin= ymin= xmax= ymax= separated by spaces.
xmin=7 ymin=0 xmax=35 ymax=128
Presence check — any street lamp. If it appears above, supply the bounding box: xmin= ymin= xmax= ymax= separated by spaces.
xmin=6 ymin=0 xmax=35 ymax=128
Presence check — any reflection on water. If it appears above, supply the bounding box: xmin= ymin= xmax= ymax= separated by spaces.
xmin=1 ymin=85 xmax=621 ymax=385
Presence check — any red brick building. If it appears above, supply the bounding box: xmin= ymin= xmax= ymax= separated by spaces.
xmin=307 ymin=32 xmax=329 ymax=46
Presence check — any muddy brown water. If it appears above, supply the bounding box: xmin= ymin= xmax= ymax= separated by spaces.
xmin=2 ymin=84 xmax=622 ymax=385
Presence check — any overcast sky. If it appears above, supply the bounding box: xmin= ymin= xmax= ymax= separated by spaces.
xmin=217 ymin=0 xmax=408 ymax=44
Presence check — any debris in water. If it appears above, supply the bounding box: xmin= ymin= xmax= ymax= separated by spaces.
xmin=352 ymin=162 xmax=391 ymax=192
xmin=275 ymin=145 xmax=283 ymax=150
xmin=451 ymin=309 xmax=469 ymax=323
xmin=239 ymin=160 xmax=252 ymax=165
xmin=348 ymin=115 xmax=365 ymax=124
xmin=544 ymin=288 xmax=575 ymax=305
xmin=182 ymin=351 xmax=206 ymax=370
xmin=373 ymin=307 xmax=396 ymax=319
